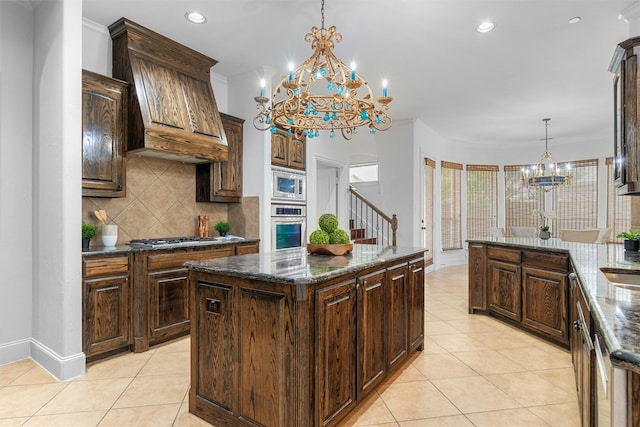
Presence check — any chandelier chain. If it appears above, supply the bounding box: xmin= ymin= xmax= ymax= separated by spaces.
xmin=321 ymin=0 xmax=325 ymax=30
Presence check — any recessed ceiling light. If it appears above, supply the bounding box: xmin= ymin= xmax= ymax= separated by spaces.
xmin=185 ymin=11 xmax=207 ymax=24
xmin=477 ymin=21 xmax=495 ymax=33
xmin=568 ymin=16 xmax=581 ymax=24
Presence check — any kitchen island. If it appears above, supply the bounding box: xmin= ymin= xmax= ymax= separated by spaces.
xmin=185 ymin=245 xmax=427 ymax=427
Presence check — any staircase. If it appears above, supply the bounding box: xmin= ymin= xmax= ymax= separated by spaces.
xmin=349 ymin=185 xmax=397 ymax=246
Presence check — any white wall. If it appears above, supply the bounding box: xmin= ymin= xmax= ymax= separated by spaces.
xmin=31 ymin=0 xmax=85 ymax=380
xmin=0 ymin=0 xmax=34 ymax=365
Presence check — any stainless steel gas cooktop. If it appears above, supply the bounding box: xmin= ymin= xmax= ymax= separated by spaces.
xmin=128 ymin=236 xmax=220 ymax=248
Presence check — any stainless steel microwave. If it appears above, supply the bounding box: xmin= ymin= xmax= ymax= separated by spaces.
xmin=272 ymin=166 xmax=306 ymax=202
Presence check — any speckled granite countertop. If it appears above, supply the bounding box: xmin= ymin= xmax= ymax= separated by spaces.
xmin=185 ymin=245 xmax=427 ymax=286
xmin=468 ymin=237 xmax=640 ymax=372
xmin=81 ymin=238 xmax=261 ymax=256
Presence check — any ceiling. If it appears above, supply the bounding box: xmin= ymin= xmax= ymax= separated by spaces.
xmin=82 ymin=0 xmax=632 ymax=149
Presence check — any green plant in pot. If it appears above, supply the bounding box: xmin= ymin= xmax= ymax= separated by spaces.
xmin=214 ymin=220 xmax=231 ymax=237
xmin=539 ymin=225 xmax=551 ymax=240
xmin=82 ymin=221 xmax=99 ymax=249
xmin=617 ymin=229 xmax=640 ymax=251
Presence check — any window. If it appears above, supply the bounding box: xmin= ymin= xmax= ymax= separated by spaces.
xmin=423 ymin=158 xmax=435 ymax=266
xmin=553 ymin=159 xmax=598 ymax=232
xmin=504 ymin=164 xmax=542 ymax=235
xmin=441 ymin=161 xmax=462 ymax=250
xmin=466 ymin=165 xmax=499 ymax=239
xmin=606 ymin=157 xmax=631 ymax=243
xmin=349 ymin=163 xmax=378 ymax=182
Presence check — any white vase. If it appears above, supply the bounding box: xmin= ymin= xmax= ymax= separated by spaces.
xmin=101 ymin=224 xmax=118 ymax=247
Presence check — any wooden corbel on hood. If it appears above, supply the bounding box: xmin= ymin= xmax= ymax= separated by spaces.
xmin=109 ymin=18 xmax=227 ymax=163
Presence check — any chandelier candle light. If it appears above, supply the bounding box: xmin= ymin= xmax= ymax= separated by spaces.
xmin=253 ymin=0 xmax=393 ymax=140
xmin=521 ymin=118 xmax=572 ymax=192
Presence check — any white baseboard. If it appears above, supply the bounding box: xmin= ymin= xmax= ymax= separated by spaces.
xmin=0 ymin=338 xmax=85 ymax=381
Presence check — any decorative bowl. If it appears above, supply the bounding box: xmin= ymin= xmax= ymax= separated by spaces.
xmin=307 ymin=243 xmax=354 ymax=256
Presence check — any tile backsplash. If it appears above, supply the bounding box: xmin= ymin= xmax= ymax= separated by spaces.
xmin=82 ymin=157 xmax=258 ymax=244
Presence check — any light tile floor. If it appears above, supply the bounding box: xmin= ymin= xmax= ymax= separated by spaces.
xmin=0 ymin=265 xmax=579 ymax=426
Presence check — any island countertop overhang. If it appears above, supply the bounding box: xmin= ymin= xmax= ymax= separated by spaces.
xmin=185 ymin=244 xmax=428 ymax=286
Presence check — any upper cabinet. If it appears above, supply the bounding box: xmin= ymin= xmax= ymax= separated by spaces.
xmin=271 ymin=127 xmax=306 ymax=170
xmin=109 ymin=18 xmax=227 ymax=164
xmin=82 ymin=70 xmax=128 ymax=198
xmin=611 ymin=36 xmax=640 ymax=195
xmin=196 ymin=113 xmax=244 ymax=203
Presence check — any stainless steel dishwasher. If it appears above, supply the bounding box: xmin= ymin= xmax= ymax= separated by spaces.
xmin=594 ymin=331 xmax=627 ymax=426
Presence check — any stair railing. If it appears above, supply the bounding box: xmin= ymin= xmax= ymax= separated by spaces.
xmin=349 ymin=185 xmax=398 ymax=246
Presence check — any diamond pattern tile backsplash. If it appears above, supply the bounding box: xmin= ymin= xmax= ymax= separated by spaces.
xmin=82 ymin=157 xmax=258 ymax=244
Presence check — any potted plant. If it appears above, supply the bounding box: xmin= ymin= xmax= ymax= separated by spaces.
xmin=214 ymin=220 xmax=231 ymax=237
xmin=616 ymin=229 xmax=640 ymax=251
xmin=539 ymin=225 xmax=551 ymax=240
xmin=82 ymin=220 xmax=99 ymax=249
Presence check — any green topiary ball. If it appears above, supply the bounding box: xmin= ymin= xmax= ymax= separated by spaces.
xmin=309 ymin=229 xmax=330 ymax=244
xmin=318 ymin=213 xmax=339 ymax=233
xmin=329 ymin=228 xmax=350 ymax=244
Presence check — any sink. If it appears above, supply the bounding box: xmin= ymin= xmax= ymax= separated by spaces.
xmin=600 ymin=269 xmax=640 ymax=290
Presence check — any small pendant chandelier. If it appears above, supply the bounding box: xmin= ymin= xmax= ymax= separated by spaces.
xmin=521 ymin=118 xmax=572 ymax=192
xmin=253 ymin=0 xmax=393 ymax=140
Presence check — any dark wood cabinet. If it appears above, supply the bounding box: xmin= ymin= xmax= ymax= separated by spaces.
xmin=488 ymin=260 xmax=521 ymax=321
xmin=407 ymin=258 xmax=425 ymax=352
xmin=386 ymin=264 xmax=408 ymax=370
xmin=522 ymin=267 xmax=568 ymax=343
xmin=316 ymin=279 xmax=358 ymax=426
xmin=132 ymin=244 xmax=238 ymax=352
xmin=235 ymin=241 xmax=260 ymax=255
xmin=271 ymin=127 xmax=306 ymax=170
xmin=468 ymin=243 xmax=487 ymax=313
xmin=196 ymin=113 xmax=244 ymax=203
xmin=470 ymin=243 xmax=570 ymax=348
xmin=356 ymin=270 xmax=386 ymax=398
xmin=82 ymin=254 xmax=131 ymax=361
xmin=109 ymin=18 xmax=227 ymax=163
xmin=610 ymin=37 xmax=640 ymax=194
xmin=82 ymin=70 xmax=127 ymax=198
xmin=569 ymin=273 xmax=595 ymax=426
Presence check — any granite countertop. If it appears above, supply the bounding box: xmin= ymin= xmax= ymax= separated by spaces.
xmin=468 ymin=237 xmax=640 ymax=372
xmin=81 ymin=238 xmax=260 ymax=256
xmin=185 ymin=245 xmax=428 ymax=286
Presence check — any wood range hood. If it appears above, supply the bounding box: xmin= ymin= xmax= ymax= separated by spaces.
xmin=109 ymin=18 xmax=227 ymax=164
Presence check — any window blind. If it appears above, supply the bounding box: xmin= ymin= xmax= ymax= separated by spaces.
xmin=424 ymin=158 xmax=435 ymax=265
xmin=466 ymin=164 xmax=498 ymax=240
xmin=553 ymin=159 xmax=598 ymax=232
xmin=504 ymin=164 xmax=542 ymax=236
xmin=606 ymin=157 xmax=631 ymax=243
xmin=441 ymin=161 xmax=462 ymax=250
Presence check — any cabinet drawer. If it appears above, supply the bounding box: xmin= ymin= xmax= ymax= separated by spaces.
xmin=236 ymin=242 xmax=259 ymax=255
xmin=487 ymin=246 xmax=521 ymax=263
xmin=84 ymin=256 xmax=129 ymax=279
xmin=147 ymin=247 xmax=235 ymax=271
xmin=522 ymin=250 xmax=568 ymax=272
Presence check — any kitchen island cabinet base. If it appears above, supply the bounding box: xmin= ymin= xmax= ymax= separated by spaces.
xmin=188 ymin=248 xmax=426 ymax=427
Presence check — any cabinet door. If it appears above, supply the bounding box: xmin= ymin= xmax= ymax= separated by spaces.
xmin=271 ymin=128 xmax=289 ymax=167
xmin=625 ymin=54 xmax=639 ymax=187
xmin=193 ymin=281 xmax=234 ymax=411
xmin=196 ymin=113 xmax=244 ymax=202
xmin=83 ymin=275 xmax=130 ymax=358
xmin=387 ymin=264 xmax=408 ymax=370
xmin=522 ymin=267 xmax=568 ymax=343
xmin=288 ymin=134 xmax=306 ymax=170
xmin=488 ymin=260 xmax=521 ymax=321
xmin=148 ymin=268 xmax=190 ymax=344
xmin=468 ymin=244 xmax=486 ymax=313
xmin=408 ymin=259 xmax=425 ymax=352
xmin=235 ymin=242 xmax=259 ymax=255
xmin=356 ymin=270 xmax=386 ymax=398
xmin=316 ymin=280 xmax=357 ymax=426
xmin=569 ymin=275 xmax=580 ymax=382
xmin=82 ymin=70 xmax=127 ymax=198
